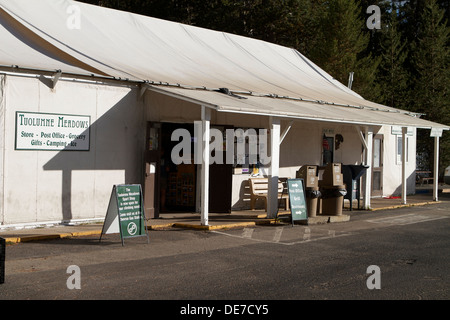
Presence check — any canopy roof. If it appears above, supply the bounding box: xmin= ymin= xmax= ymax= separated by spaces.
xmin=0 ymin=0 xmax=448 ymax=129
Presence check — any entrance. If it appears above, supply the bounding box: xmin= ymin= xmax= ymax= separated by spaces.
xmin=209 ymin=125 xmax=232 ymax=213
xmin=144 ymin=122 xmax=232 ymax=217
xmin=160 ymin=122 xmax=196 ymax=213
xmin=372 ymin=134 xmax=383 ymax=197
xmin=144 ymin=122 xmax=161 ymax=219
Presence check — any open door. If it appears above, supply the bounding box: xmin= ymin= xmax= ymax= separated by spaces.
xmin=208 ymin=125 xmax=232 ymax=213
xmin=144 ymin=122 xmax=161 ymax=219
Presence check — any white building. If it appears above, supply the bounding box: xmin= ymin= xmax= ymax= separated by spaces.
xmin=0 ymin=0 xmax=448 ymax=228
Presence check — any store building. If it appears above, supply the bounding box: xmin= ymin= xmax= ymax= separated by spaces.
xmin=0 ymin=0 xmax=448 ymax=228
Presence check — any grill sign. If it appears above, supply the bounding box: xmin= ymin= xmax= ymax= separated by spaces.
xmin=15 ymin=111 xmax=90 ymax=151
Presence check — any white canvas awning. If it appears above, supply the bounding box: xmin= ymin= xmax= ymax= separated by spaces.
xmin=148 ymin=85 xmax=447 ymax=129
xmin=0 ymin=0 xmax=448 ymax=130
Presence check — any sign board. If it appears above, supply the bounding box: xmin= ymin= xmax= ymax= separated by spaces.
xmin=430 ymin=128 xmax=443 ymax=138
xmin=15 ymin=111 xmax=90 ymax=151
xmin=391 ymin=126 xmax=413 ymax=136
xmin=100 ymin=184 xmax=149 ymax=245
xmin=287 ymin=179 xmax=308 ymax=225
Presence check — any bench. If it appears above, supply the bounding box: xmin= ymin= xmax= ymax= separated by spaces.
xmin=416 ymin=171 xmax=433 ymax=186
xmin=249 ymin=177 xmax=289 ymax=211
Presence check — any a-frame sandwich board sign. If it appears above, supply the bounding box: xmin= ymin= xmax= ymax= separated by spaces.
xmin=287 ymin=179 xmax=308 ymax=226
xmin=100 ymin=184 xmax=149 ymax=246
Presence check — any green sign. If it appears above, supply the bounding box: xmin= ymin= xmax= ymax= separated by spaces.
xmin=100 ymin=184 xmax=149 ymax=245
xmin=287 ymin=179 xmax=308 ymax=224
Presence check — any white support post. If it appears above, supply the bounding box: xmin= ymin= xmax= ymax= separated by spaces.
xmin=433 ymin=135 xmax=440 ymax=201
xmin=201 ymin=106 xmax=211 ymax=226
xmin=267 ymin=117 xmax=280 ymax=219
xmin=363 ymin=127 xmax=373 ymax=209
xmin=401 ymin=127 xmax=407 ymax=204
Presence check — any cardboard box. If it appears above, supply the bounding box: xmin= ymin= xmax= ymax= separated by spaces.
xmin=296 ymin=165 xmax=319 ymax=188
xmin=322 ymin=163 xmax=344 ymax=186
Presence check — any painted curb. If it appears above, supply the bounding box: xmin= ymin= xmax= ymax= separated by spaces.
xmin=369 ymin=201 xmax=441 ymax=211
xmin=4 ymin=230 xmax=102 ymax=244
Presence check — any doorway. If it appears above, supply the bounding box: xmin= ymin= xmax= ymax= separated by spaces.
xmin=144 ymin=121 xmax=233 ymax=216
xmin=372 ymin=134 xmax=383 ymax=197
xmin=160 ymin=122 xmax=196 ymax=213
xmin=144 ymin=122 xmax=161 ymax=219
xmin=209 ymin=125 xmax=232 ymax=213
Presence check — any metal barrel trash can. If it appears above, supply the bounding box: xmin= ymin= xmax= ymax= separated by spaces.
xmin=342 ymin=164 xmax=369 ymax=210
xmin=444 ymin=166 xmax=450 ymax=185
xmin=0 ymin=237 xmax=5 ymax=284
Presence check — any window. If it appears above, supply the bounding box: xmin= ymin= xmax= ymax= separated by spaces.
xmin=322 ymin=134 xmax=334 ymax=166
xmin=396 ymin=136 xmax=408 ymax=164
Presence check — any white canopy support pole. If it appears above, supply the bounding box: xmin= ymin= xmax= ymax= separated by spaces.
xmin=401 ymin=127 xmax=407 ymax=204
xmin=433 ymin=135 xmax=440 ymax=201
xmin=267 ymin=117 xmax=280 ymax=219
xmin=363 ymin=126 xmax=373 ymax=209
xmin=279 ymin=120 xmax=293 ymax=145
xmin=201 ymin=106 xmax=210 ymax=226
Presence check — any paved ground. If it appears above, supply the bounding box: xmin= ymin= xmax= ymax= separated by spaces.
xmin=0 ymin=195 xmax=448 ymax=304
xmin=0 ymin=192 xmax=444 ymax=244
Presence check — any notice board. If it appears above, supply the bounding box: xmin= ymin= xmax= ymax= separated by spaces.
xmin=287 ymin=179 xmax=308 ymax=225
xmin=100 ymin=184 xmax=149 ymax=245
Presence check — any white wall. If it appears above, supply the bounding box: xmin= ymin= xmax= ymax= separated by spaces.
xmin=1 ymin=75 xmax=145 ymax=226
xmin=381 ymin=126 xmax=416 ymax=196
xmin=213 ymin=117 xmax=366 ymax=210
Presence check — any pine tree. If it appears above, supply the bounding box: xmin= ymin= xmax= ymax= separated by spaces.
xmin=309 ymin=0 xmax=380 ymax=100
xmin=376 ymin=2 xmax=409 ymax=109
xmin=410 ymin=0 xmax=450 ymax=172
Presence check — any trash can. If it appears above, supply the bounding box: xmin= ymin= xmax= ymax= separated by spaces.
xmin=320 ymin=185 xmax=347 ymax=216
xmin=305 ymin=187 xmax=321 ymax=217
xmin=319 ymin=163 xmax=347 ymax=216
xmin=342 ymin=164 xmax=369 ymax=210
xmin=444 ymin=166 xmax=450 ymax=185
xmin=296 ymin=165 xmax=320 ymax=217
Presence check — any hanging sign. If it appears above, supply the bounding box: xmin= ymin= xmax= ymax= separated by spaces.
xmin=100 ymin=184 xmax=149 ymax=245
xmin=430 ymin=128 xmax=443 ymax=137
xmin=391 ymin=126 xmax=413 ymax=136
xmin=287 ymin=179 xmax=308 ymax=225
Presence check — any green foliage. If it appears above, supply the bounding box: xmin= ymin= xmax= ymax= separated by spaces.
xmin=376 ymin=1 xmax=409 ymax=109
xmin=409 ymin=0 xmax=450 ymax=172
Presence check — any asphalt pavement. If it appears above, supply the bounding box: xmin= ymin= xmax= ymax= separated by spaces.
xmin=0 ymin=192 xmax=448 ymax=305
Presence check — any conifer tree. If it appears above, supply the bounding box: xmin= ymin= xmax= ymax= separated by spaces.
xmin=309 ymin=0 xmax=380 ymax=100
xmin=410 ymin=0 xmax=449 ymax=172
xmin=376 ymin=2 xmax=409 ymax=109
